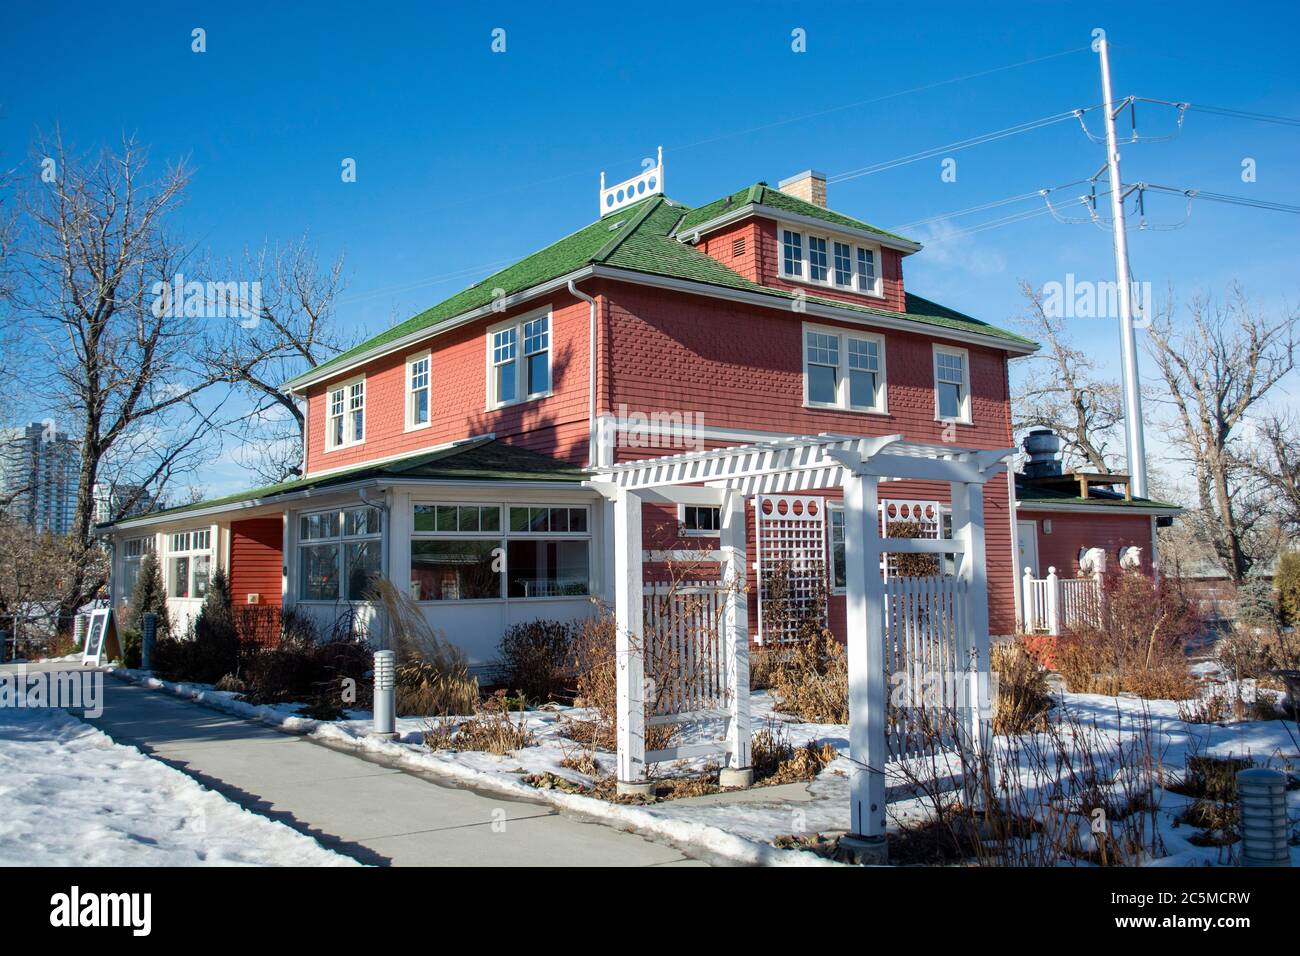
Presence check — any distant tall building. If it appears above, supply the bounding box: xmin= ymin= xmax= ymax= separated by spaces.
xmin=93 ymin=482 xmax=162 ymax=524
xmin=0 ymin=422 xmax=80 ymax=537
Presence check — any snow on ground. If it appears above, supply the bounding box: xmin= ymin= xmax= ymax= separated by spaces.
xmin=110 ymin=668 xmax=1300 ymax=866
xmin=0 ymin=706 xmax=360 ymax=866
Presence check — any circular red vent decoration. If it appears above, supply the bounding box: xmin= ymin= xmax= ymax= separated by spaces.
xmin=777 ymin=499 xmax=789 ymax=515
xmin=761 ymin=499 xmax=774 ymax=515
xmin=807 ymin=500 xmax=819 ymax=516
xmin=887 ymin=503 xmax=898 ymax=518
xmin=792 ymin=500 xmax=804 ymax=516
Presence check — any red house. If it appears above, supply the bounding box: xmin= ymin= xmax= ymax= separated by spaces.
xmin=102 ymin=162 xmax=1176 ymax=664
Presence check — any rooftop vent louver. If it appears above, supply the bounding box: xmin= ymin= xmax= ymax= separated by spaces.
xmin=1022 ymin=427 xmax=1063 ymax=478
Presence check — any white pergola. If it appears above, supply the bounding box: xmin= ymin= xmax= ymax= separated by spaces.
xmin=589 ymin=433 xmax=1013 ymax=856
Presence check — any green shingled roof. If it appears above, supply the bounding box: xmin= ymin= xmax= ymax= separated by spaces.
xmin=295 ymin=189 xmax=1032 ymax=386
xmin=674 ymin=183 xmax=916 ymax=245
xmin=1014 ymin=476 xmax=1181 ymax=511
xmin=108 ymin=439 xmax=586 ymax=527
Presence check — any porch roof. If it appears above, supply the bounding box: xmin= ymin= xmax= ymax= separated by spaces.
xmin=1014 ymin=475 xmax=1182 ymax=513
xmin=102 ymin=438 xmax=588 ymax=531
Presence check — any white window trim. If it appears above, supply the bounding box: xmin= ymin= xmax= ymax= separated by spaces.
xmin=485 ymin=306 xmax=553 ymax=411
xmin=405 ymin=350 xmax=432 ymax=432
xmin=296 ymin=505 xmax=383 ymax=604
xmin=410 ymin=500 xmax=592 ymax=603
xmin=932 ymin=343 xmax=973 ymax=424
xmin=778 ymin=222 xmax=884 ymax=299
xmin=324 ymin=374 xmax=366 ymax=452
xmin=802 ymin=322 xmax=888 ymax=414
xmin=677 ymin=503 xmax=722 ymax=537
xmin=166 ymin=528 xmax=214 ymax=601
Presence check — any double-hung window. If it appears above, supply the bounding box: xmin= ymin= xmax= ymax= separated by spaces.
xmin=326 ymin=377 xmax=365 ymax=449
xmin=409 ymin=502 xmax=591 ymax=601
xmin=778 ymin=225 xmax=884 ymax=297
xmin=407 ymin=353 xmax=431 ymax=429
xmin=933 ymin=345 xmax=971 ymax=423
xmin=488 ymin=310 xmax=551 ymax=408
xmin=120 ymin=535 xmax=154 ymax=601
xmin=168 ymin=529 xmax=212 ymax=600
xmin=803 ymin=324 xmax=887 ymax=413
xmin=298 ymin=506 xmax=382 ymax=602
xmin=781 ymin=230 xmax=803 ymax=277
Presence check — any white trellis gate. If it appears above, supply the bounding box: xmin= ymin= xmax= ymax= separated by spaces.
xmin=591 ymin=432 xmax=1013 ymax=860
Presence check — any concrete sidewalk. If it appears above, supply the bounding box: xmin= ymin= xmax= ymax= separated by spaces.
xmin=62 ymin=669 xmax=704 ymax=867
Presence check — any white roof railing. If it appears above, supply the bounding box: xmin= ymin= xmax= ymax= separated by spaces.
xmin=600 ymin=146 xmax=664 ymax=216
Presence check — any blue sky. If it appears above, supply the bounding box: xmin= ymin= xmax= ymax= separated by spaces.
xmin=3 ymin=1 xmax=1297 ymax=498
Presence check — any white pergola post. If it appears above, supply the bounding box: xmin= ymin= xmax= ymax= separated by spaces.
xmin=842 ymin=471 xmax=887 ymax=851
xmin=951 ymin=481 xmax=993 ymax=786
xmin=720 ymin=490 xmax=752 ymax=785
xmin=613 ymin=488 xmax=651 ymax=795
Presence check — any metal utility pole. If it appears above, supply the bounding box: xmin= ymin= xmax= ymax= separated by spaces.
xmin=1097 ymin=34 xmax=1149 ymax=499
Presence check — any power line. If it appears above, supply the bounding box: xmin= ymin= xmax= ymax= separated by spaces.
xmin=1138 ymin=183 xmax=1300 ymax=215
xmin=667 ymin=45 xmax=1093 ymax=154
xmin=828 ymin=107 xmax=1097 ymax=183
xmin=1134 ymin=97 xmax=1300 ymax=129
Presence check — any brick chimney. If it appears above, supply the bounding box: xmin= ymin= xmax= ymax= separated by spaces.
xmin=777 ymin=169 xmax=827 ymax=208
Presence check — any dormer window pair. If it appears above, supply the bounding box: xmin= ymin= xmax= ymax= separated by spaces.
xmin=781 ymin=226 xmax=881 ymax=297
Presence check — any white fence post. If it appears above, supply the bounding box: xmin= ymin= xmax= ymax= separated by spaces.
xmin=614 ymin=489 xmax=650 ymax=796
xmin=720 ymin=491 xmax=752 ymax=785
xmin=1045 ymin=566 xmax=1061 ymax=636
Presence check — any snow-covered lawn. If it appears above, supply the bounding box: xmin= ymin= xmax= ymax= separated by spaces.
xmin=0 ymin=707 xmax=360 ymax=866
xmin=110 ymin=667 xmax=1300 ymax=866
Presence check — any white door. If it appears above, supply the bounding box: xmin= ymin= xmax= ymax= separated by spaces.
xmin=1016 ymin=520 xmax=1039 ymax=577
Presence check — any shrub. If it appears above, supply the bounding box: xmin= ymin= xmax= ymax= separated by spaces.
xmin=1278 ymin=551 xmax=1300 ymax=628
xmin=1055 ymin=572 xmax=1200 ymax=699
xmin=1235 ymin=576 xmax=1278 ymax=630
xmin=1019 ymin=632 xmax=1060 ymax=670
xmin=1216 ymin=625 xmax=1299 ymax=683
xmin=887 ymin=519 xmax=940 ymax=578
xmin=991 ymin=639 xmax=1052 ymax=735
xmin=185 ymin=568 xmax=239 ymax=684
xmin=751 ymin=718 xmax=837 ymax=784
xmin=496 ymin=619 xmax=575 ymax=703
xmin=372 ymin=578 xmax=479 ymax=717
xmin=120 ymin=628 xmax=142 ymax=669
xmin=767 ymin=632 xmax=849 ymax=723
xmin=240 ymin=635 xmax=374 ymax=712
xmin=423 ymin=690 xmax=536 ymax=754
xmin=124 ymin=551 xmax=170 ymax=638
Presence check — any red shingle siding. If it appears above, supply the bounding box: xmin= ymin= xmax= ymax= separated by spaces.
xmin=753 ymin=218 xmax=907 ymax=313
xmin=229 ymin=517 xmax=284 ymax=608
xmin=1020 ymin=510 xmax=1155 ymax=577
xmin=304 ymin=294 xmax=593 ymax=473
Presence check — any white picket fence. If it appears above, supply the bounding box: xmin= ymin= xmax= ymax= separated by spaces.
xmin=1021 ymin=567 xmax=1102 ymax=635
xmin=883 ymin=574 xmax=979 ymax=760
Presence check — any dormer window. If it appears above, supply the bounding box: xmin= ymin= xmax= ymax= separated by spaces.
xmin=779 ymin=224 xmax=882 ymax=297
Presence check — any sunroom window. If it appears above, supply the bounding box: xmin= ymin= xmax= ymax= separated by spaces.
xmin=298 ymin=506 xmax=382 ymax=602
xmin=410 ymin=503 xmax=590 ymax=601
xmin=168 ymin=529 xmax=212 ymax=600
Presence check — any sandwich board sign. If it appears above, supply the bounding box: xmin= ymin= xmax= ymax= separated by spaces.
xmin=81 ymin=608 xmax=117 ymax=666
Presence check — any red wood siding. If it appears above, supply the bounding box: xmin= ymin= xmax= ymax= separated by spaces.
xmin=1019 ymin=509 xmax=1156 ymax=577
xmin=303 ymin=293 xmax=593 ymax=475
xmin=229 ymin=517 xmax=284 ymax=608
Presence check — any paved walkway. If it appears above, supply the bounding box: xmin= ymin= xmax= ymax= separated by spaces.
xmin=23 ymin=663 xmax=705 ymax=867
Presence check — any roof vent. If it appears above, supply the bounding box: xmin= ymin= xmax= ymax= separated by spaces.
xmin=1022 ymin=428 xmax=1063 ymax=478
xmin=600 ymin=146 xmax=664 ymax=215
xmin=777 ymin=169 xmax=827 ymax=208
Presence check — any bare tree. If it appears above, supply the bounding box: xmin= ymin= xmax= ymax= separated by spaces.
xmin=1240 ymin=411 xmax=1300 ymax=534
xmin=202 ymin=237 xmax=352 ymax=483
xmin=1146 ymin=285 xmax=1297 ymax=583
xmin=13 ymin=132 xmax=246 ymax=610
xmin=1011 ymin=280 xmax=1124 ymax=472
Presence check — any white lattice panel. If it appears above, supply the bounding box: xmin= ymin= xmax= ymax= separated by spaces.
xmin=755 ymin=494 xmax=828 ymax=643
